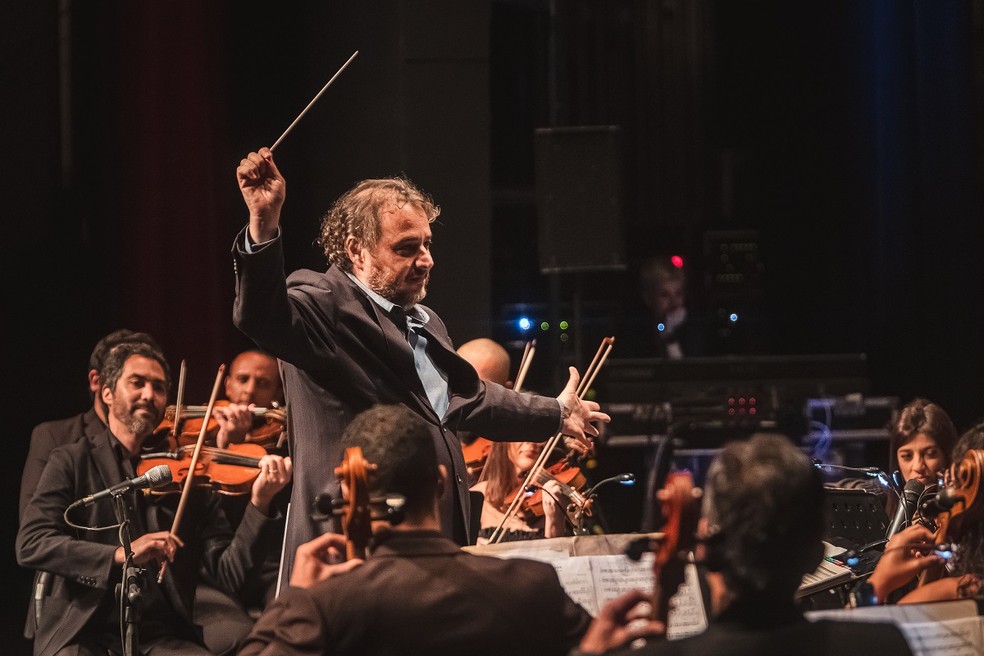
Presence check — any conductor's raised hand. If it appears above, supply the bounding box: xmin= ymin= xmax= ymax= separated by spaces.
xmin=237 ymin=147 xmax=286 ymax=243
xmin=556 ymin=367 xmax=611 ymax=455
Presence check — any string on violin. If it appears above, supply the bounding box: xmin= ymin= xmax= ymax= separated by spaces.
xmin=156 ymin=401 xmax=287 ymax=450
xmin=488 ymin=336 xmax=615 ymax=544
xmin=157 ymin=364 xmax=226 ymax=583
xmin=138 ymin=443 xmax=268 ymax=496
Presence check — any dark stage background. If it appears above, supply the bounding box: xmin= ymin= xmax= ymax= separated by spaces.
xmin=3 ymin=1 xmax=983 ymax=648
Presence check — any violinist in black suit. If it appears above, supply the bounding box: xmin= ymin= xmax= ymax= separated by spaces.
xmin=19 ymin=329 xmax=160 ymax=522
xmin=17 ymin=341 xmax=291 ymax=656
xmin=232 ymin=147 xmax=610 ymax=583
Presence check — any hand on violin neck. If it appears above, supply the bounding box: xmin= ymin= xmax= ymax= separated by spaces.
xmin=214 ymin=403 xmax=254 ymax=449
xmin=250 ymin=454 xmax=292 ymax=515
xmin=557 ymin=367 xmax=611 ymax=453
xmin=578 ymin=589 xmax=664 ymax=654
xmin=541 ymin=480 xmax=568 ymax=539
xmin=237 ymin=147 xmax=286 ymax=243
xmin=289 ymin=532 xmax=364 ymax=589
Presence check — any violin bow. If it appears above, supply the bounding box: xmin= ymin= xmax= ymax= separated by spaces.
xmin=513 ymin=339 xmax=536 ymax=393
xmin=157 ymin=364 xmax=225 ymax=583
xmin=488 ymin=337 xmax=614 ymax=544
xmin=170 ymin=360 xmax=187 ymax=445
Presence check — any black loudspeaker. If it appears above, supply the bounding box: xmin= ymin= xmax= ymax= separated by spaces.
xmin=534 ymin=126 xmax=626 ymax=274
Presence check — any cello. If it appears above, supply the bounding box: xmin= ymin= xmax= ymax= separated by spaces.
xmin=310 ymin=447 xmax=406 ymax=559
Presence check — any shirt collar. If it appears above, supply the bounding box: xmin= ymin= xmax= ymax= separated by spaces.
xmin=346 ymin=272 xmax=429 ymax=327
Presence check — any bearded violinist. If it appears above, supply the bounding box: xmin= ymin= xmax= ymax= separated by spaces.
xmin=19 ymin=329 xmax=160 ymax=523
xmin=241 ymin=405 xmax=591 ymax=656
xmin=17 ymin=341 xmax=291 ymax=656
xmin=232 ymin=147 xmax=609 ymax=585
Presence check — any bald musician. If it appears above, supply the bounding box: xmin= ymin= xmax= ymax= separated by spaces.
xmin=213 ymin=350 xmax=285 ymax=449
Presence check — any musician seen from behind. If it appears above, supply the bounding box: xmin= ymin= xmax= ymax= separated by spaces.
xmin=576 ymin=434 xmax=912 ymax=656
xmin=17 ymin=341 xmax=292 ymax=656
xmin=232 ymin=147 xmax=609 ymax=583
xmin=240 ymin=404 xmax=591 ymax=656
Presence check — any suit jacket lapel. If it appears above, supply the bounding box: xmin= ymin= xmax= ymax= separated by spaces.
xmin=336 ymin=271 xmax=438 ymax=421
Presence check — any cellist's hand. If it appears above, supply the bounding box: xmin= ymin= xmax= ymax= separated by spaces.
xmin=214 ymin=403 xmax=253 ymax=448
xmin=578 ymin=590 xmax=664 ymax=654
xmin=867 ymin=523 xmax=943 ymax=602
xmin=237 ymin=147 xmax=285 ymax=243
xmin=250 ymin=455 xmax=292 ymax=515
xmin=289 ymin=532 xmax=363 ymax=589
xmin=557 ymin=367 xmax=610 ymax=455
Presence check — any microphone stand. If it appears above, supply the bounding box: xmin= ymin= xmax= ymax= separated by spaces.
xmin=111 ymin=491 xmax=142 ymax=656
xmin=574 ymin=473 xmax=637 ymax=534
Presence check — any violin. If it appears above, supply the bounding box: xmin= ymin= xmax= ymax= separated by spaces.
xmin=505 ymin=461 xmax=590 ymax=523
xmin=929 ymin=448 xmax=984 ymax=544
xmin=462 ymin=436 xmax=493 ymax=480
xmin=137 ymin=442 xmax=268 ymax=496
xmin=153 ymin=401 xmax=287 ymax=449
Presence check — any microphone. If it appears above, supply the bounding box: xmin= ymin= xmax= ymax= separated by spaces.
xmin=885 ymin=478 xmax=925 ymax=539
xmin=585 ymin=473 xmax=636 ymax=498
xmin=72 ymin=465 xmax=172 ymax=508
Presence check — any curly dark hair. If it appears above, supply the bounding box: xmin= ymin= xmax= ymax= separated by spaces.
xmin=704 ymin=433 xmax=825 ymax=599
xmin=318 ymin=177 xmax=440 ymax=272
xmin=99 ymin=341 xmax=171 ymax=394
xmin=340 ymin=404 xmax=438 ymax=518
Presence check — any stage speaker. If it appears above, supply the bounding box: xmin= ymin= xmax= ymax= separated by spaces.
xmin=534 ymin=126 xmax=626 ymax=274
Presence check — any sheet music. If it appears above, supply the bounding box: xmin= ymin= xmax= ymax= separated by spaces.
xmin=666 ymin=563 xmax=709 ymax=640
xmin=550 ymin=556 xmax=602 ymax=616
xmin=898 ymin=618 xmax=984 ymax=656
xmin=590 ymin=553 xmax=655 ymax=606
xmin=467 ymin=539 xmax=656 ymax=617
xmin=807 ymin=599 xmax=984 ymax=656
xmin=796 ymin=541 xmax=855 ymax=597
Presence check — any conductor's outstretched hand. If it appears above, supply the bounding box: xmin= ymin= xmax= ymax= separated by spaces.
xmin=557 ymin=366 xmax=611 ymax=454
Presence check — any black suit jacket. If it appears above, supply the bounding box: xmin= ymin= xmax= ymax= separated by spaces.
xmin=16 ymin=429 xmax=280 ymax=656
xmin=232 ymin=231 xmax=561 ymax=581
xmin=20 ymin=408 xmax=104 ymax=521
xmin=239 ymin=530 xmax=591 ymax=656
